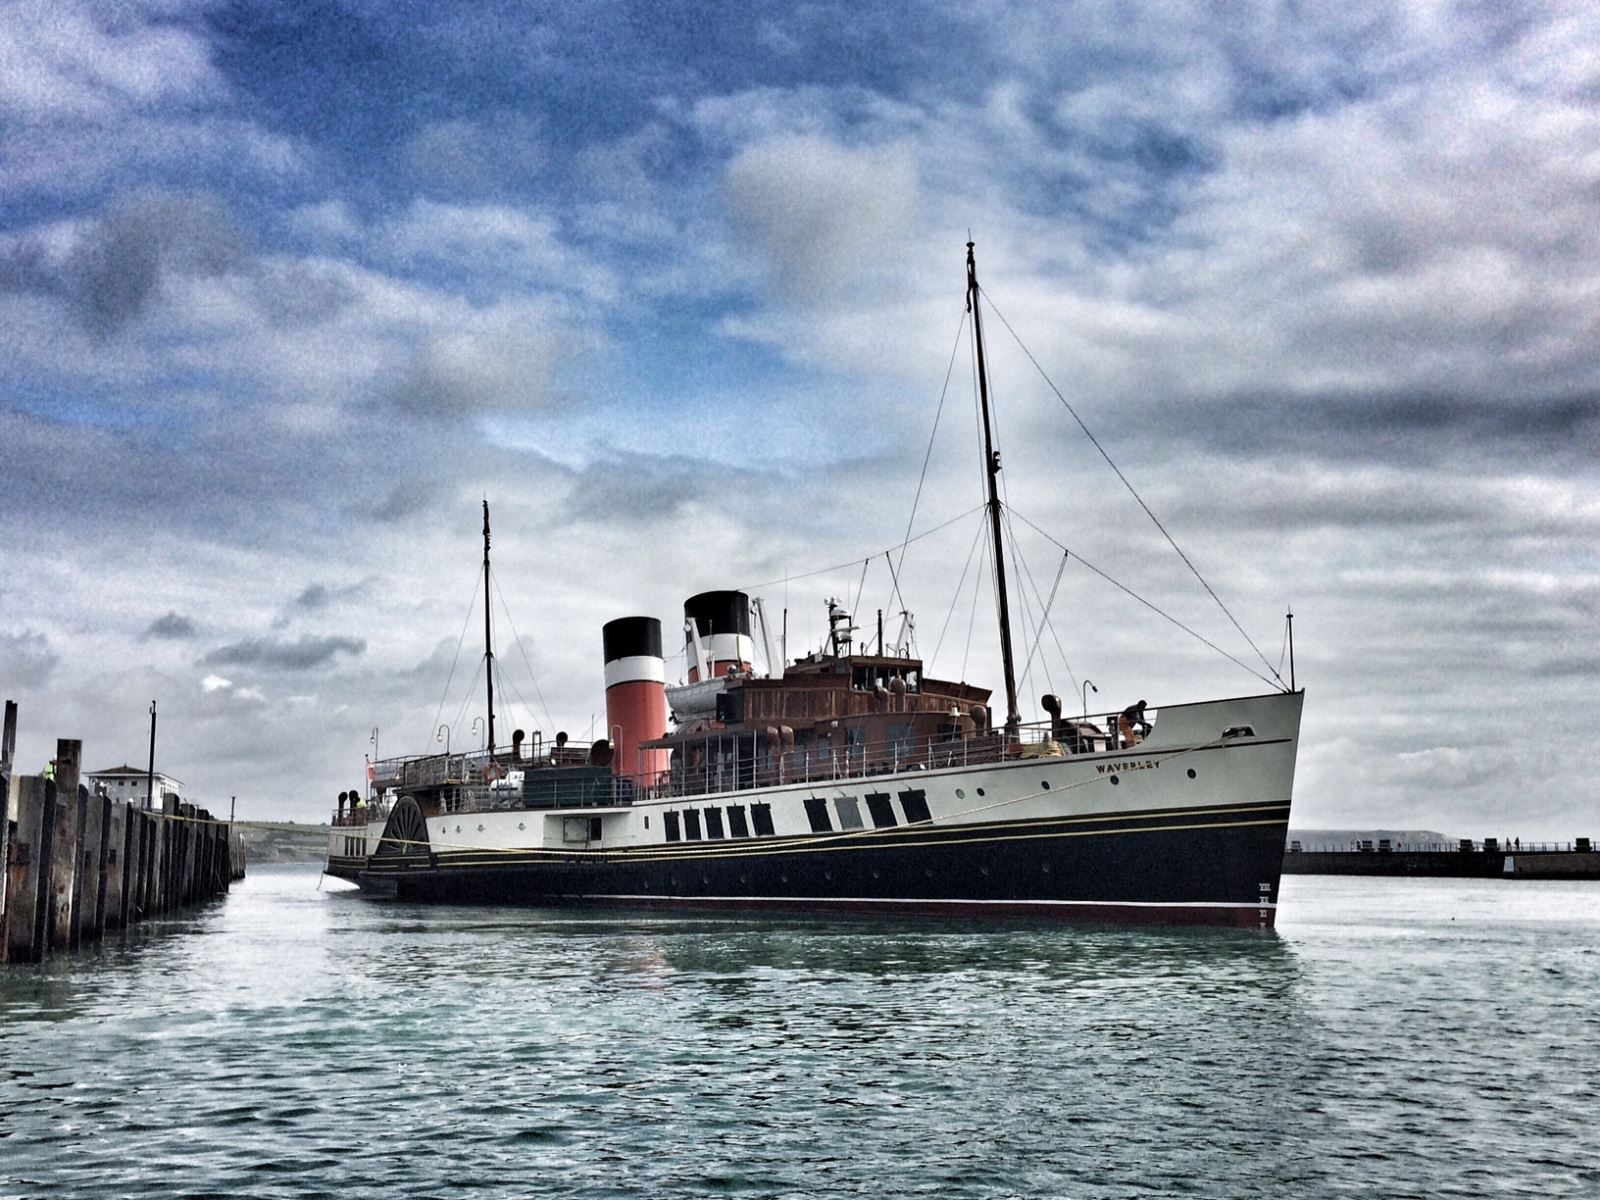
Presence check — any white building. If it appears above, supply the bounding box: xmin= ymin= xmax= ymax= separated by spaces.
xmin=86 ymin=764 xmax=184 ymax=808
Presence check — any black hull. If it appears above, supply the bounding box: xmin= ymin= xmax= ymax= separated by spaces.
xmin=329 ymin=800 xmax=1289 ymax=929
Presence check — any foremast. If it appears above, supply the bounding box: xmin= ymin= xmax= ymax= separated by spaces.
xmin=967 ymin=241 xmax=1021 ymax=738
xmin=482 ymin=499 xmax=496 ymax=759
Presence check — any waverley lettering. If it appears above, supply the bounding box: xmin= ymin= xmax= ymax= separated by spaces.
xmin=1097 ymin=760 xmax=1160 ymax=774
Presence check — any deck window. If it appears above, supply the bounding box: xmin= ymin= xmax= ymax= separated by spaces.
xmin=704 ymin=807 xmax=725 ymax=839
xmin=727 ymin=805 xmax=750 ymax=838
xmin=751 ymin=802 xmax=775 ymax=837
xmin=899 ymin=788 xmax=931 ymax=824
xmin=683 ymin=809 xmax=703 ymax=840
xmin=865 ymin=792 xmax=897 ymax=828
xmin=803 ymin=796 xmax=833 ymax=833
xmin=664 ymin=811 xmax=681 ymax=842
xmin=834 ymin=795 xmax=864 ymax=830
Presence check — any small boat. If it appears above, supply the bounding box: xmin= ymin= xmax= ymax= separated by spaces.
xmin=326 ymin=244 xmax=1303 ymax=928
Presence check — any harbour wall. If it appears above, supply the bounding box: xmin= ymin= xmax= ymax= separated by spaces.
xmin=1 ymin=705 xmax=245 ymax=964
xmin=1283 ymin=842 xmax=1599 ymax=880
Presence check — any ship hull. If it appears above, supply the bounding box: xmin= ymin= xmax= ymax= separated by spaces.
xmin=327 ymin=691 xmax=1302 ymax=930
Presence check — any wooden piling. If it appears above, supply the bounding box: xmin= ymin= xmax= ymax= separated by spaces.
xmin=91 ymin=792 xmax=113 ymax=940
xmin=103 ymin=798 xmax=127 ymax=931
xmin=4 ymin=777 xmax=51 ymax=963
xmin=47 ymin=740 xmax=82 ymax=951
xmin=78 ymin=786 xmax=106 ymax=941
xmin=3 ymin=711 xmax=242 ymax=966
xmin=1 ymin=701 xmax=15 ymax=929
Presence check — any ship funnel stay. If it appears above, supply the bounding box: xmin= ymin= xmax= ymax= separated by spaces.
xmin=684 ymin=590 xmax=753 ymax=683
xmin=602 ymin=616 xmax=670 ymax=779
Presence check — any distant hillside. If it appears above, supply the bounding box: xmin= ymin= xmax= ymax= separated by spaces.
xmin=240 ymin=822 xmax=330 ymax=864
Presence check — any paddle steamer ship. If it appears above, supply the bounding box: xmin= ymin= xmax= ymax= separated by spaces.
xmin=325 ymin=246 xmax=1303 ymax=927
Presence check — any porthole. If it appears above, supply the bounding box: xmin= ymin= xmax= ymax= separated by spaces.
xmin=871 ymin=870 xmax=881 ymax=880
xmin=955 ymin=788 xmax=966 ymax=799
xmin=517 ymin=821 xmax=525 ymax=830
xmin=924 ymin=868 xmax=934 ymax=877
xmin=1109 ymin=775 xmax=1120 ymax=786
xmin=1040 ymin=780 xmax=1051 ymax=790
xmin=701 ymin=875 xmax=710 ymax=886
xmin=477 ymin=824 xmax=485 ymax=832
xmin=1186 ymin=769 xmax=1196 ymax=780
xmin=824 ymin=871 xmax=833 ymax=881
xmin=738 ymin=874 xmax=748 ymax=884
xmin=977 ymin=787 xmax=986 ymax=797
xmin=454 ymin=824 xmax=461 ymax=833
xmin=780 ymin=873 xmax=789 ymax=883
xmin=1041 ymin=863 xmax=1052 ymax=875
xmin=980 ymin=866 xmax=990 ymax=876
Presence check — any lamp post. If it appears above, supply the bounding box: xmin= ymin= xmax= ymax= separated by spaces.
xmin=1081 ymin=679 xmax=1097 ymax=722
xmin=437 ymin=724 xmax=450 ymax=754
xmin=471 ymin=717 xmax=485 ymax=750
xmin=145 ymin=700 xmax=157 ymax=811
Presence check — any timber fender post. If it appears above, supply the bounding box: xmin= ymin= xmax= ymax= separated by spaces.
xmin=1 ymin=703 xmax=241 ymax=965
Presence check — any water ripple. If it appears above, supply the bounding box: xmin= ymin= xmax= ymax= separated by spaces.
xmin=2 ymin=870 xmax=1597 ymax=1197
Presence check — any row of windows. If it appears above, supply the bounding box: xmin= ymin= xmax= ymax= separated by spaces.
xmin=662 ymin=789 xmax=931 ymax=843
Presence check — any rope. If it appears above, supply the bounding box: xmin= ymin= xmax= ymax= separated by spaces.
xmin=427 ymin=569 xmax=483 ymax=751
xmin=1007 ymin=507 xmax=1281 ymax=689
xmin=891 ymin=306 xmax=969 ymax=614
xmin=493 ymin=571 xmax=558 ymax=735
xmin=736 ymin=506 xmax=985 ymax=593
xmin=978 ymin=285 xmax=1284 ymax=687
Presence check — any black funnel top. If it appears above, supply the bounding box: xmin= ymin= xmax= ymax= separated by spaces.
xmin=603 ymin=616 xmax=663 ymax=663
xmin=684 ymin=591 xmax=750 ymax=638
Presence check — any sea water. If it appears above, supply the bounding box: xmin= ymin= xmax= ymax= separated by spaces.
xmin=1 ymin=868 xmax=1596 ymax=1198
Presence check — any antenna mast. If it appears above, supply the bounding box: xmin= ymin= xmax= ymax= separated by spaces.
xmin=483 ymin=499 xmax=496 ymax=758
xmin=967 ymin=241 xmax=1020 ymax=737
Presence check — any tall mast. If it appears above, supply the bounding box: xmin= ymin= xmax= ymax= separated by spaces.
xmin=482 ymin=499 xmax=496 ymax=758
xmin=967 ymin=241 xmax=1021 ymax=737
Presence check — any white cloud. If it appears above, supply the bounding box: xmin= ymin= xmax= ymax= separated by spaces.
xmin=0 ymin=0 xmax=226 ymax=121
xmin=723 ymin=134 xmax=919 ymax=301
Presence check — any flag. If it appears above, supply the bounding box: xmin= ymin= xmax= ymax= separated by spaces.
xmin=365 ymin=754 xmax=375 ymax=782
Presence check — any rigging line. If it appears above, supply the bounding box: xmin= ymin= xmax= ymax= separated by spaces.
xmin=429 ymin=568 xmax=484 ymax=752
xmin=452 ymin=655 xmax=486 ymax=750
xmin=930 ymin=511 xmax=987 ymax=667
xmin=960 ymin=524 xmax=988 ymax=683
xmin=850 ymin=557 xmax=870 ymax=621
xmin=491 ymin=570 xmax=557 ymax=735
xmin=882 ymin=551 xmax=902 ymax=648
xmin=1007 ymin=506 xmax=1281 ymax=689
xmin=978 ymin=284 xmax=1283 ymax=684
xmin=1001 ymin=509 xmax=1077 ymax=697
xmin=737 ymin=505 xmax=986 ymax=593
xmin=892 ymin=305 xmax=969 ymax=612
xmin=1010 ymin=520 xmax=1057 ymax=709
xmin=1017 ymin=547 xmax=1069 ymax=696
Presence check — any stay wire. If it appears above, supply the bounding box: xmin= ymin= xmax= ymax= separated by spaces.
xmin=978 ymin=285 xmax=1284 ymax=686
xmin=429 ymin=569 xmax=484 ymax=752
xmin=929 ymin=511 xmax=988 ymax=668
xmin=737 ymin=505 xmax=985 ymax=593
xmin=492 ymin=570 xmax=557 ymax=735
xmin=1007 ymin=506 xmax=1279 ymax=689
xmin=891 ymin=307 xmax=969 ymax=617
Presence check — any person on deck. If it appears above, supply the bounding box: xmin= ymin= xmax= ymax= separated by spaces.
xmin=1119 ymin=701 xmax=1151 ymax=746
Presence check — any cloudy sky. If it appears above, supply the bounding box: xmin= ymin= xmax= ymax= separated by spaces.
xmin=2 ymin=0 xmax=1595 ymax=837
